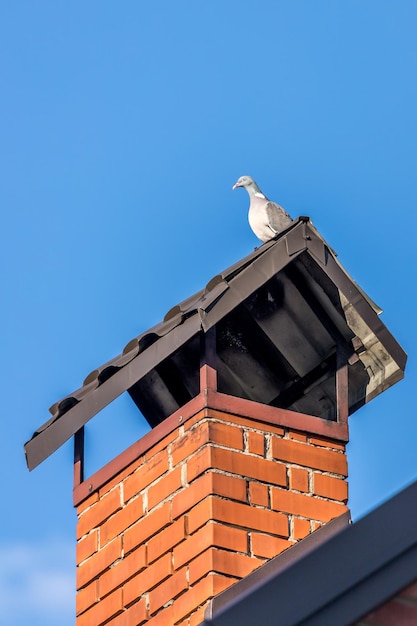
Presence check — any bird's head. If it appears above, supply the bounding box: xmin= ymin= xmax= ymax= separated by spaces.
xmin=232 ymin=175 xmax=256 ymax=190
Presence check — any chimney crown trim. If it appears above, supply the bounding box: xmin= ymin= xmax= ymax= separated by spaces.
xmin=73 ymin=390 xmax=348 ymax=507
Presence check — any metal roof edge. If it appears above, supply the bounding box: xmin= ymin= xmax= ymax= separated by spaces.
xmin=24 ymin=314 xmax=201 ymax=470
xmin=322 ymin=245 xmax=407 ymax=372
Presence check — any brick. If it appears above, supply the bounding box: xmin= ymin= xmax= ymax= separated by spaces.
xmin=124 ymin=501 xmax=171 ymax=555
xmin=171 ymin=422 xmax=209 ymax=466
xmin=247 ymin=431 xmax=265 ymax=455
xmin=269 ymin=424 xmax=286 ymax=437
xmin=76 ymin=530 xmax=98 ymax=565
xmin=251 ymin=532 xmax=293 ymax=559
xmin=209 ymin=420 xmax=244 ymax=450
xmin=401 ymin=580 xmax=417 ymax=600
xmin=313 ymin=473 xmax=348 ymax=502
xmin=210 ymin=522 xmax=249 ymax=554
xmin=271 ymin=487 xmax=348 ymax=522
xmin=271 ymin=437 xmax=347 ymax=475
xmin=77 ymin=537 xmax=122 ymax=590
xmin=173 ymin=523 xmax=222 ymax=569
xmin=77 ymin=492 xmax=99 ymax=516
xmin=189 ymin=547 xmax=263 ymax=584
xmin=171 ymin=573 xmax=236 ymax=625
xmin=293 ymin=517 xmax=311 ymax=540
xmin=289 ymin=430 xmax=307 ymax=442
xmin=148 ymin=567 xmax=188 ymax=615
xmin=123 ymin=552 xmax=171 ymax=607
xmin=361 ymin=598 xmax=417 ymax=625
xmin=76 ymin=579 xmax=98 ymax=616
xmin=99 ymin=544 xmax=146 ymax=598
xmin=100 ymin=496 xmax=144 ymax=546
xmin=106 ymin=598 xmax=147 ymax=626
xmin=172 ymin=421 xmax=243 ymax=466
xmin=77 ymin=488 xmax=122 ymax=539
xmin=147 ymin=427 xmax=179 ymax=460
xmin=187 ymin=496 xmax=288 ymax=538
xmin=185 ymin=496 xmax=212 ymax=534
xmin=188 ymin=548 xmax=213 ymax=585
xmin=189 ymin=606 xmax=207 ymax=626
xmin=309 ymin=435 xmax=345 ymax=451
xmin=146 ymin=605 xmax=174 ymax=626
xmin=148 ymin=517 xmax=185 ymax=564
xmin=249 ymin=482 xmax=269 ymax=507
xmin=211 ymin=497 xmax=288 ymax=537
xmin=211 ymin=471 xmax=247 ymax=501
xmin=77 ymin=587 xmax=123 ymax=626
xmin=173 ymin=472 xmax=247 ymax=519
xmin=187 ymin=445 xmax=286 ymax=487
xmin=186 ymin=446 xmax=212 ymax=484
xmin=123 ymin=450 xmax=168 ymax=502
xmin=174 ymin=521 xmax=248 ymax=569
xmin=289 ymin=467 xmax=309 ymax=493
xmin=148 ymin=466 xmax=182 ymax=510
xmin=99 ymin=456 xmax=144 ymax=499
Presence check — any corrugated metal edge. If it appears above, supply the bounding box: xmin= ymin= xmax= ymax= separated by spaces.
xmin=24 ymin=314 xmax=201 ymax=470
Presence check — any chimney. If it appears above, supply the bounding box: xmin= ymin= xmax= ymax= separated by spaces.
xmin=74 ymin=403 xmax=348 ymax=625
xmin=25 ymin=218 xmax=406 ymax=626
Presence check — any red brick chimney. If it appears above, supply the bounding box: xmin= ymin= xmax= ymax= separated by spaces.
xmin=74 ymin=392 xmax=348 ymax=625
xmin=24 ymin=219 xmax=406 ymax=626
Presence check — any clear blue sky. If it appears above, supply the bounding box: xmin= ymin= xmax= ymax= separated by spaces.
xmin=1 ymin=2 xmax=416 ymax=625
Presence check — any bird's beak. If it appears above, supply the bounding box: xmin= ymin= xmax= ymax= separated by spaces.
xmin=232 ymin=182 xmax=239 ymax=190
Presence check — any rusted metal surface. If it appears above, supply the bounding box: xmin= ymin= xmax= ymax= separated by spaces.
xmin=25 ymin=217 xmax=406 ymax=471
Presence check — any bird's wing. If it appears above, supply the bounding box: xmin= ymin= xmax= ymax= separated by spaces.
xmin=265 ymin=201 xmax=293 ymax=234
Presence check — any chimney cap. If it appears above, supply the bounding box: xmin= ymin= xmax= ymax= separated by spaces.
xmin=24 ymin=217 xmax=406 ymax=470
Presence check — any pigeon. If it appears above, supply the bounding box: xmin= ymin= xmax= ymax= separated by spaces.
xmin=232 ymin=175 xmax=293 ymax=242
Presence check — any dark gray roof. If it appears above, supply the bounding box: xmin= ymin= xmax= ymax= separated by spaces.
xmin=202 ymin=479 xmax=417 ymax=626
xmin=24 ymin=217 xmax=406 ymax=470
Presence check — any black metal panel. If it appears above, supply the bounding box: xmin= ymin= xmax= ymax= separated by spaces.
xmin=128 ymin=336 xmax=200 ymax=426
xmin=128 ymin=369 xmax=180 ymax=427
xmin=216 ymin=306 xmax=293 ymax=404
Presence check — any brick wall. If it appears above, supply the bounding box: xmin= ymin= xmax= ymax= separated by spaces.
xmin=354 ymin=580 xmax=417 ymax=626
xmin=75 ymin=407 xmax=348 ymax=625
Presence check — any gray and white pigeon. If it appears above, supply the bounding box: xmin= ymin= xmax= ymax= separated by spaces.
xmin=233 ymin=175 xmax=293 ymax=242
